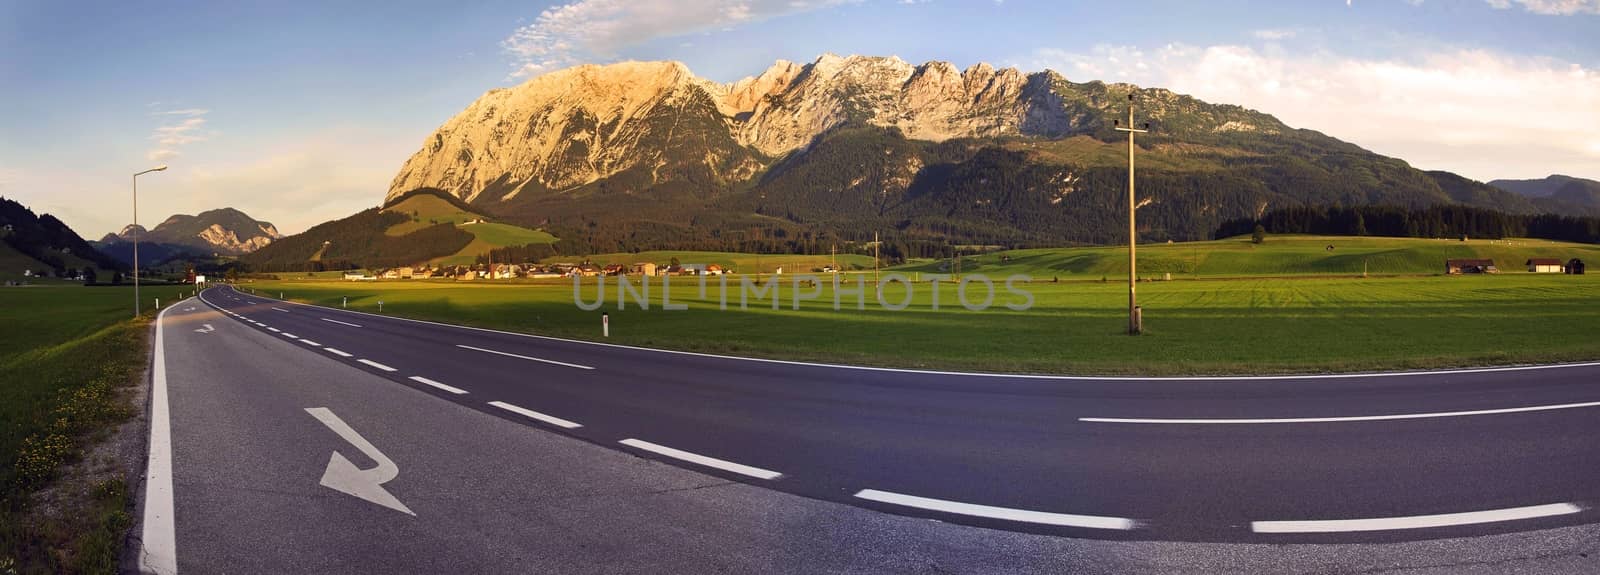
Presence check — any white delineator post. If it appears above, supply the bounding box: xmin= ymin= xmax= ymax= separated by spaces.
xmin=602 ymin=312 xmax=610 ymax=338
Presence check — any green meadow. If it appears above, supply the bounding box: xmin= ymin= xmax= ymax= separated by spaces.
xmin=0 ymin=283 xmax=192 ymax=573
xmin=247 ymin=252 xmax=1599 ymax=375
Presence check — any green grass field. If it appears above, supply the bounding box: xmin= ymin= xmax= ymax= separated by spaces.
xmin=249 ymin=266 xmax=1599 ymax=375
xmin=893 ymin=235 xmax=1600 ymax=278
xmin=0 ymin=283 xmax=191 ymax=573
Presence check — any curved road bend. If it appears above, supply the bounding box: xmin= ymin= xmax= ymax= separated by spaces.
xmin=136 ymin=285 xmax=1600 ymax=572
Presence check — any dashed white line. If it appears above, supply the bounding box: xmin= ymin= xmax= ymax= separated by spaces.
xmin=321 ymin=318 xmax=362 ymax=328
xmin=1079 ymin=400 xmax=1600 ymax=425
xmin=271 ymin=307 xmax=290 ymax=313
xmin=281 ymin=333 xmax=298 ymax=338
xmin=854 ymin=489 xmax=1137 ymax=530
xmin=358 ymin=359 xmax=398 ymax=372
xmin=266 ymin=327 xmax=281 ymax=332
xmin=1252 ymin=503 xmax=1583 ymax=533
xmin=618 ymin=438 xmax=782 ymax=480
xmin=409 ymin=376 xmax=467 ymax=395
xmin=488 ymin=401 xmax=582 ymax=429
xmin=325 ymin=348 xmax=354 ymax=358
xmin=457 ymin=344 xmax=595 ymax=370
xmin=299 ymin=339 xmax=321 ymax=347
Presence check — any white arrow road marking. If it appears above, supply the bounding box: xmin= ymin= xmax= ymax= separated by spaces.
xmin=193 ymin=324 xmax=214 ymax=333
xmin=304 ymin=407 xmax=415 ymax=516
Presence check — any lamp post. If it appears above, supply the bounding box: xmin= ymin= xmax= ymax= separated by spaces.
xmin=132 ymin=165 xmax=168 ymax=318
xmin=1114 ymin=94 xmax=1149 ymax=335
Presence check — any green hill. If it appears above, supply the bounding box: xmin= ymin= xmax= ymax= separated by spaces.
xmin=243 ymin=189 xmax=561 ymax=271
xmin=890 ymin=235 xmax=1600 ymax=278
xmin=381 ymin=189 xmax=558 ymax=265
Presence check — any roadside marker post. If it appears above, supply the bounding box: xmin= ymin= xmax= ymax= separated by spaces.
xmin=155 ymin=298 xmax=160 ymax=310
xmin=342 ymin=296 xmax=347 ymax=308
xmin=602 ymin=312 xmax=610 ymax=338
xmin=378 ymin=300 xmax=384 ymax=313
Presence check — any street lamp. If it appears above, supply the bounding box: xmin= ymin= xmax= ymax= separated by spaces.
xmin=132 ymin=165 xmax=167 ymax=318
xmin=1114 ymin=94 xmax=1149 ymax=335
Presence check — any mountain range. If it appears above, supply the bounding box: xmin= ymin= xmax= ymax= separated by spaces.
xmin=369 ymin=54 xmax=1596 ymax=255
xmin=94 ymin=207 xmax=280 ymax=265
xmin=1490 ymin=175 xmax=1600 ymax=211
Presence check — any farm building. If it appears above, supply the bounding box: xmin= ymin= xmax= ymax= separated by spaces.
xmin=1569 ymin=258 xmax=1586 ymax=275
xmin=631 ymin=262 xmax=657 ymax=276
xmin=1445 ymin=259 xmax=1498 ymax=274
xmin=1526 ymin=259 xmax=1564 ymax=273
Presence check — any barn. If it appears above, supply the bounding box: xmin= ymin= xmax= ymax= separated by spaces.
xmin=1526 ymin=258 xmax=1564 ymax=273
xmin=1445 ymin=259 xmax=1497 ymax=274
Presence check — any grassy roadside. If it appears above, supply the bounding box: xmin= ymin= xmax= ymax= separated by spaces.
xmin=0 ymin=285 xmax=189 ymax=574
xmin=244 ymin=272 xmax=1600 ymax=375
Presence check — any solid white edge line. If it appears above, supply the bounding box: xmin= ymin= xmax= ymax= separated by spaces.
xmin=1252 ymin=502 xmax=1584 ymax=533
xmin=854 ymin=489 xmax=1137 ymax=530
xmin=299 ymin=339 xmax=321 ymax=347
xmin=325 ymin=347 xmax=354 ymax=357
xmin=140 ymin=298 xmax=182 ymax=574
xmin=271 ymin=307 xmax=289 ymax=313
xmin=457 ymin=344 xmax=595 ymax=370
xmin=409 ymin=375 xmax=468 ymax=395
xmin=357 ymin=358 xmax=398 ymax=372
xmin=237 ymin=287 xmax=1600 ymax=382
xmin=1080 ymin=400 xmax=1600 ymax=424
xmin=320 ymin=318 xmax=362 ymax=328
xmin=618 ymin=438 xmax=782 ymax=480
xmin=487 ymin=400 xmax=581 ymax=428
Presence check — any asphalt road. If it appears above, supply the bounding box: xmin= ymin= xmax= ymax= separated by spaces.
xmin=131 ymin=284 xmax=1600 ymax=573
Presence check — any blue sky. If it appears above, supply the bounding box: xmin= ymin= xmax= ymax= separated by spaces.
xmin=1 ymin=0 xmax=1596 ymax=237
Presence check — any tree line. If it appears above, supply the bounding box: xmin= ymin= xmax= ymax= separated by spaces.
xmin=1216 ymin=205 xmax=1600 ymax=244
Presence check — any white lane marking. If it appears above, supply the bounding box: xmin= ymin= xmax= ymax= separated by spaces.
xmin=140 ymin=299 xmax=183 ymax=574
xmin=299 ymin=339 xmax=321 ymax=347
xmin=266 ymin=327 xmax=281 ymax=332
xmin=409 ymin=376 xmax=468 ymax=395
xmin=1079 ymin=400 xmax=1600 ymax=425
xmin=304 ymin=407 xmax=415 ymax=516
xmin=358 ymin=359 xmax=398 ymax=372
xmin=193 ymin=324 xmax=214 ymax=334
xmin=618 ymin=438 xmax=782 ymax=480
xmin=271 ymin=307 xmax=290 ymax=313
xmin=321 ymin=318 xmax=362 ymax=328
xmin=1252 ymin=503 xmax=1583 ymax=533
xmin=325 ymin=347 xmax=354 ymax=357
xmin=259 ymin=295 xmax=1600 ymax=381
xmin=488 ymin=400 xmax=582 ymax=429
xmin=854 ymin=489 xmax=1137 ymax=530
xmin=281 ymin=333 xmax=298 ymax=339
xmin=457 ymin=344 xmax=594 ymax=370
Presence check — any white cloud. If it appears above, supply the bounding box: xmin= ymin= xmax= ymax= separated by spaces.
xmin=146 ymin=109 xmax=213 ymax=162
xmin=1032 ymin=44 xmax=1600 ymax=181
xmin=502 ymin=0 xmax=852 ymax=78
xmin=1485 ymin=0 xmax=1600 ymax=14
xmin=1252 ymin=29 xmax=1297 ymax=40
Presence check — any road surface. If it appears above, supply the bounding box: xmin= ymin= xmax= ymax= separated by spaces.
xmin=130 ymin=285 xmax=1600 ymax=573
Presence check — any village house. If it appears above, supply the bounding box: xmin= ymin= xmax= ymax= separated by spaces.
xmin=397 ymin=266 xmax=415 ymax=279
xmin=631 ymin=262 xmax=657 ymax=276
xmin=1526 ymin=258 xmax=1564 ymax=273
xmin=575 ymin=263 xmax=602 ymax=277
xmin=1568 ymin=258 xmax=1587 ymax=275
xmin=705 ymin=264 xmax=726 ymax=275
xmin=602 ymin=264 xmax=627 ymax=276
xmin=1445 ymin=259 xmax=1497 ymax=274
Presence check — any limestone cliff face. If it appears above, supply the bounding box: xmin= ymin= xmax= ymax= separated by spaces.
xmin=386 ymin=54 xmax=1280 ymax=204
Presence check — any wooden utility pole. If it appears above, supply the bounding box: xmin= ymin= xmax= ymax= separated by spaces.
xmin=873 ymin=231 xmax=880 ymax=283
xmin=1114 ymin=94 xmax=1149 ymax=335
